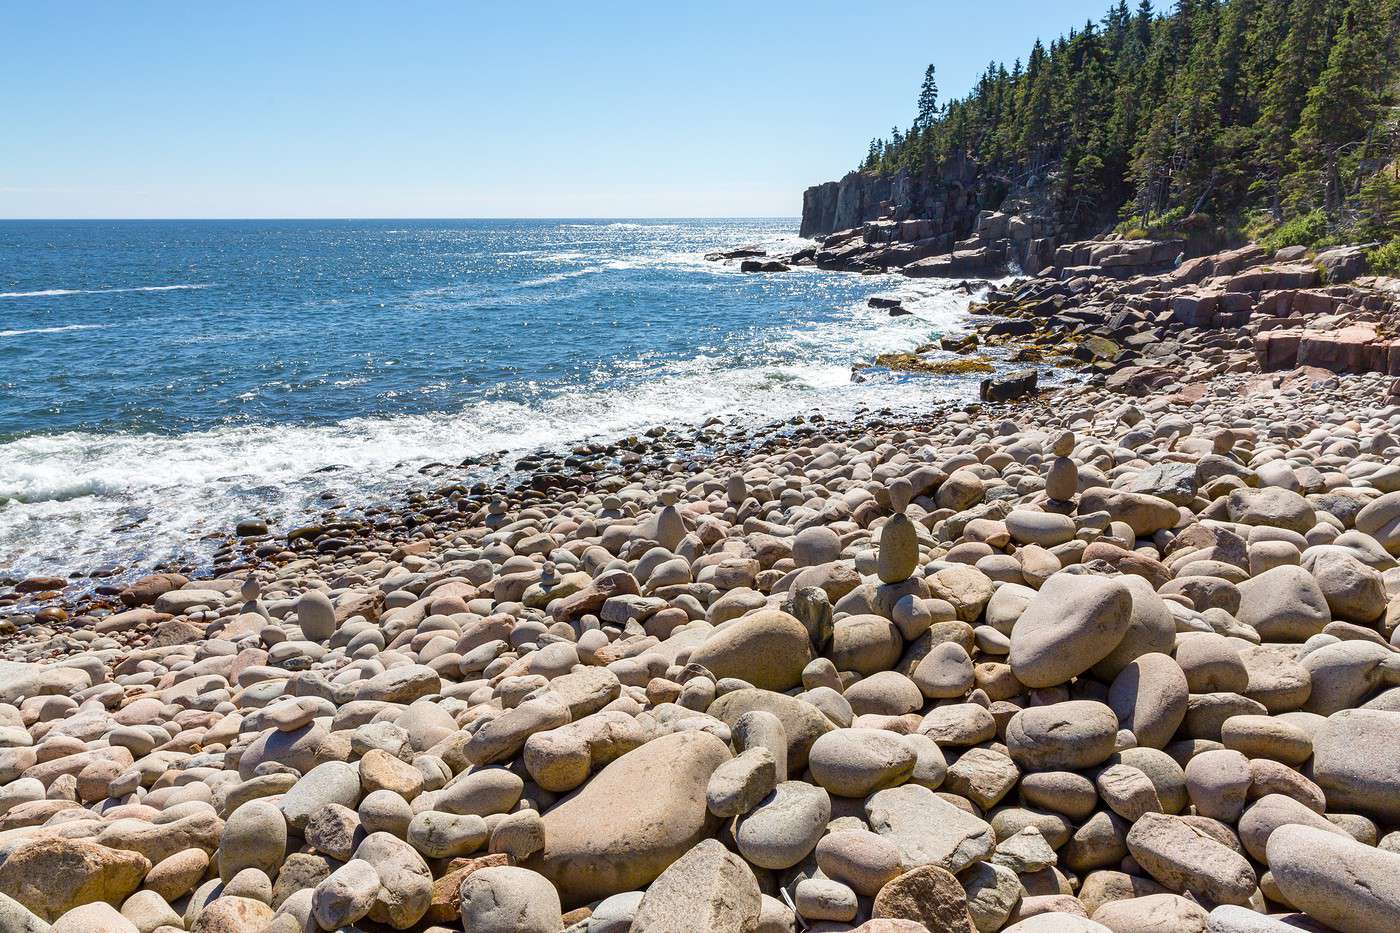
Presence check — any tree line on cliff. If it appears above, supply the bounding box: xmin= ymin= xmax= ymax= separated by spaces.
xmin=860 ymin=0 xmax=1400 ymax=265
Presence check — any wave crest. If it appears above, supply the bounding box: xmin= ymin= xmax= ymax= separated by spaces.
xmin=0 ymin=284 xmax=214 ymax=299
xmin=0 ymin=323 xmax=110 ymax=338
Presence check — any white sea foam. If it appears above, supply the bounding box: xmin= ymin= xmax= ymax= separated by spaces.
xmin=0 ymin=273 xmax=1021 ymax=580
xmin=559 ymin=222 xmax=680 ymax=231
xmin=0 ymin=261 xmax=1030 ymax=582
xmin=0 ymin=284 xmax=214 ymax=298
xmin=515 ymin=267 xmax=604 ymax=287
xmin=0 ymin=323 xmax=111 ymax=338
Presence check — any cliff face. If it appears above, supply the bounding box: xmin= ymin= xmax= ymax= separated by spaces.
xmin=799 ymin=159 xmax=985 ymax=240
xmin=795 ymin=161 xmax=1122 ymax=275
xmin=800 ymin=173 xmax=891 ymax=238
xmin=800 ymin=160 xmax=1122 ymax=274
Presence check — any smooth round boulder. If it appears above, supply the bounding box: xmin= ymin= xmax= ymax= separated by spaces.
xmin=407 ymin=811 xmax=488 ymax=859
xmin=312 ymin=859 xmax=380 ymax=930
xmin=927 ymin=565 xmax=995 ymax=623
xmin=1008 ymin=575 xmax=1133 ymax=688
xmin=190 ymin=896 xmax=275 ymax=933
xmin=1238 ymin=645 xmax=1312 ymax=713
xmin=1356 ymin=490 xmax=1400 ymax=554
xmin=1307 ymin=547 xmax=1387 ymax=624
xmin=1176 ymin=633 xmax=1249 ymax=695
xmin=1219 ymin=715 xmax=1311 ymax=765
xmin=844 ymin=671 xmax=924 ymax=716
xmin=459 ymin=866 xmax=563 ymax=933
xmin=1184 ymin=749 xmax=1251 ymax=823
xmin=1090 ymin=893 xmax=1207 ymax=933
xmin=831 ymin=616 xmax=904 ymax=677
xmin=1107 ymin=652 xmax=1188 ymax=749
xmin=1226 ymin=487 xmax=1315 ymax=534
xmin=734 ymin=780 xmax=830 ymax=870
xmin=815 ymin=829 xmax=904 ymax=897
xmin=911 ymin=642 xmax=975 ymax=700
xmin=1020 ymin=771 xmax=1099 ymax=820
xmin=793 ymin=527 xmax=841 ymax=568
xmin=525 ymin=731 xmax=731 ymax=908
xmin=295 ymin=590 xmax=337 ymax=642
xmin=1124 ymin=813 xmax=1256 ymax=906
xmin=1006 ymin=701 xmax=1119 ymax=772
xmin=1311 ymin=708 xmax=1400 ymax=822
xmin=1078 ymin=489 xmax=1179 ymax=536
xmin=1267 ymin=824 xmax=1400 ymax=931
xmin=878 ymin=513 xmax=920 ymax=584
xmin=870 ymin=865 xmax=976 ymax=933
xmin=279 ymin=761 xmax=361 ymax=831
xmin=143 ymin=849 xmax=210 ymax=902
xmin=688 ymin=610 xmax=813 ymax=692
xmin=0 ymin=837 xmax=150 ymax=922
xmin=795 ymin=877 xmax=858 ymax=922
xmin=1006 ymin=510 xmax=1076 ymax=547
xmin=434 ymin=766 xmax=524 ymax=817
xmin=52 ymin=902 xmax=138 ymax=933
xmin=219 ymin=800 xmax=287 ymax=882
xmin=120 ymin=890 xmax=182 ymax=932
xmin=864 ymin=784 xmax=996 ymax=874
xmin=1235 ymin=565 xmax=1331 ymax=642
xmin=808 ymin=729 xmax=917 ymax=798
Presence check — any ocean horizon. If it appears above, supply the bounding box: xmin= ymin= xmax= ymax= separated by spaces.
xmin=0 ymin=216 xmax=802 ymax=223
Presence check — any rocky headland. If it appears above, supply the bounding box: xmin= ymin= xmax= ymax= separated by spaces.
xmin=3 ymin=219 xmax=1400 ymax=931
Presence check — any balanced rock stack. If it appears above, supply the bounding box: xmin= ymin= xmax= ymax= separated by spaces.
xmin=3 ymin=372 xmax=1400 ymax=932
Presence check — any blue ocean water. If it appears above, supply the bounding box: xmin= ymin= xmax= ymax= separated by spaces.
xmin=0 ymin=219 xmax=997 ymax=579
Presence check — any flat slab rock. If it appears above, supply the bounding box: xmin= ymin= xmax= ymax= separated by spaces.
xmin=864 ymin=784 xmax=995 ymax=873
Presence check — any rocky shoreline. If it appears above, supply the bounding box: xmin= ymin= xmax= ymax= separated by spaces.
xmin=725 ymin=219 xmax=1400 ymax=405
xmin=1 ymin=235 xmax=1400 ymax=931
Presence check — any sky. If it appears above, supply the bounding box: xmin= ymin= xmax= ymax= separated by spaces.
xmin=1 ymin=1 xmax=1133 ymax=219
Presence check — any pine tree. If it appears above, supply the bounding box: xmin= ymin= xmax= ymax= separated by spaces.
xmin=862 ymin=138 xmax=883 ymax=171
xmin=1017 ymin=40 xmax=1054 ymax=170
xmin=1259 ymin=0 xmax=1331 ymax=216
xmin=1170 ymin=0 xmax=1224 ymax=212
xmin=1215 ymin=0 xmax=1257 ymax=125
xmin=1135 ymin=0 xmax=1155 ymax=45
xmin=845 ymin=0 xmax=1398 ymax=243
xmin=1293 ymin=0 xmax=1388 ymax=214
xmin=914 ymin=65 xmax=939 ymax=130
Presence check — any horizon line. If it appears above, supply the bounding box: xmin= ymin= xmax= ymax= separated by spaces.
xmin=0 ymin=215 xmax=804 ymax=223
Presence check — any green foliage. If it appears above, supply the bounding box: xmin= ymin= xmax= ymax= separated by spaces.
xmin=1354 ymin=166 xmax=1400 ymax=241
xmin=1256 ymin=209 xmax=1329 ymax=251
xmin=915 ymin=65 xmax=940 ymax=130
xmin=1367 ymin=237 xmax=1400 ymax=275
xmin=1115 ymin=205 xmax=1189 ymax=239
xmin=858 ymin=0 xmax=1400 ymax=243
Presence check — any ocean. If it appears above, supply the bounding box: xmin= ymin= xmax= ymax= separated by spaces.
xmin=0 ymin=218 xmax=1006 ymax=582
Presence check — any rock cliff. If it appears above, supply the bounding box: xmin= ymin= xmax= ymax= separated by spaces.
xmin=800 ymin=157 xmax=988 ymax=239
xmin=800 ymin=159 xmax=1085 ymax=275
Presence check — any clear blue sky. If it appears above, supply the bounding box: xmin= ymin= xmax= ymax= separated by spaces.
xmin=1 ymin=1 xmax=1132 ymax=219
